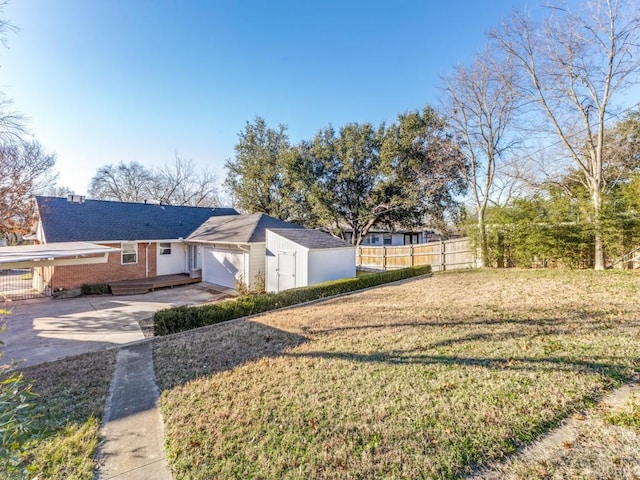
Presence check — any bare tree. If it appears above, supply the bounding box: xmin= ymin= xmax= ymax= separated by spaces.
xmin=0 ymin=141 xmax=56 ymax=243
xmin=441 ymin=50 xmax=519 ymax=266
xmin=88 ymin=161 xmax=155 ymax=202
xmin=88 ymin=157 xmax=221 ymax=206
xmin=154 ymin=154 xmax=220 ymax=207
xmin=0 ymin=2 xmax=27 ymax=143
xmin=491 ymin=0 xmax=640 ymax=269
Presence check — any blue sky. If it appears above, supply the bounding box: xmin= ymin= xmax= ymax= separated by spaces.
xmin=2 ymin=0 xmax=538 ymax=197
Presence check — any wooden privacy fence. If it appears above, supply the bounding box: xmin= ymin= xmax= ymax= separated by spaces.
xmin=356 ymin=237 xmax=478 ymax=272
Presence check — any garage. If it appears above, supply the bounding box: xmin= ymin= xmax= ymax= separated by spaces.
xmin=202 ymin=247 xmax=246 ymax=288
xmin=187 ymin=213 xmax=302 ymax=291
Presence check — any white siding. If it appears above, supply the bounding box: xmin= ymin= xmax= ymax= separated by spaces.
xmin=157 ymin=242 xmax=186 ymax=275
xmin=308 ymin=248 xmax=356 ymax=285
xmin=266 ymin=231 xmax=307 ymax=293
xmin=248 ymin=243 xmax=266 ymax=289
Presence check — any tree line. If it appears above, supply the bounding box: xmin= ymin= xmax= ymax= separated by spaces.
xmin=2 ymin=0 xmax=639 ymax=270
xmin=225 ymin=111 xmax=467 ymax=245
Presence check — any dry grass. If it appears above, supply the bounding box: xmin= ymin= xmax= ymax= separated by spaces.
xmin=17 ymin=350 xmax=117 ymax=479
xmin=473 ymin=390 xmax=640 ymax=479
xmin=153 ymin=269 xmax=640 ymax=479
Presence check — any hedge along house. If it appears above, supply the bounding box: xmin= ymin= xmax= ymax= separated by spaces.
xmin=265 ymin=229 xmax=355 ymax=293
xmin=33 ymin=195 xmax=238 ymax=291
xmin=186 ymin=213 xmax=303 ymax=290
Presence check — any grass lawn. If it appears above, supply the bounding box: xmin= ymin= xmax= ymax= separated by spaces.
xmin=12 ymin=350 xmax=116 ymax=479
xmin=153 ymin=269 xmax=640 ymax=479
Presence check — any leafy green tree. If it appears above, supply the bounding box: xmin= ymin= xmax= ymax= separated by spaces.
xmin=298 ymin=107 xmax=467 ymax=244
xmin=225 ymin=117 xmax=293 ymax=217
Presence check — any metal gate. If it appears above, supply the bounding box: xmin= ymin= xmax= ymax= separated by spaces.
xmin=0 ymin=267 xmax=52 ymax=302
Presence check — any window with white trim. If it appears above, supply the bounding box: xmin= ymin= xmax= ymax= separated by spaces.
xmin=121 ymin=242 xmax=138 ymax=264
xmin=383 ymin=234 xmax=393 ymax=245
xmin=159 ymin=242 xmax=172 ymax=255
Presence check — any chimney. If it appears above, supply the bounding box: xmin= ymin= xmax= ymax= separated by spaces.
xmin=67 ymin=194 xmax=86 ymax=204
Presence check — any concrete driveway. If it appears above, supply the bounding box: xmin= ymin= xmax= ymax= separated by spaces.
xmin=1 ymin=285 xmax=227 ymax=368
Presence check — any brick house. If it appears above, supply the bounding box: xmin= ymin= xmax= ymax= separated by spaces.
xmin=34 ymin=195 xmax=238 ymax=290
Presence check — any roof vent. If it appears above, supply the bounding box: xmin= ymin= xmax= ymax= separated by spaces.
xmin=67 ymin=194 xmax=85 ymax=204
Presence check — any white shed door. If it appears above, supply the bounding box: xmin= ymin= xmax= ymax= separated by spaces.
xmin=277 ymin=251 xmax=296 ymax=292
xmin=203 ymin=247 xmax=244 ymax=288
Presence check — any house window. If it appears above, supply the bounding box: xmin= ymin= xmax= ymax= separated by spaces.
xmin=404 ymin=234 xmax=420 ymax=245
xmin=383 ymin=234 xmax=392 ymax=245
xmin=121 ymin=242 xmax=138 ymax=265
xmin=159 ymin=242 xmax=172 ymax=255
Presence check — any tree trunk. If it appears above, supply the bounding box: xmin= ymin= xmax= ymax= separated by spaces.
xmin=592 ymin=187 xmax=605 ymax=270
xmin=478 ymin=209 xmax=489 ymax=268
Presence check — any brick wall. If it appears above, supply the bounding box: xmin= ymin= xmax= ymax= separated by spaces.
xmin=52 ymin=242 xmax=158 ymax=290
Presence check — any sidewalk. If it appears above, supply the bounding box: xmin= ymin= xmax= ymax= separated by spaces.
xmin=96 ymin=341 xmax=173 ymax=479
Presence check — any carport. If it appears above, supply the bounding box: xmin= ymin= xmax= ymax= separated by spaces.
xmin=0 ymin=242 xmax=120 ymax=301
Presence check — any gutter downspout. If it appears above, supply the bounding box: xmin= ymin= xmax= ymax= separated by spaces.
xmin=145 ymin=242 xmax=151 ymax=278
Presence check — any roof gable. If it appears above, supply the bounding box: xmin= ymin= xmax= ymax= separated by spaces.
xmin=36 ymin=196 xmax=239 ymax=243
xmin=268 ymin=228 xmax=352 ymax=249
xmin=188 ymin=213 xmax=302 ymax=244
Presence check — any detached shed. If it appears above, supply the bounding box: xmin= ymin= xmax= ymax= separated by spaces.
xmin=266 ymin=229 xmax=355 ymax=293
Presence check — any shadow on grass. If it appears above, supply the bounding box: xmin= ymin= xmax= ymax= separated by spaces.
xmin=153 ymin=307 xmax=638 ymax=392
xmin=153 ymin=320 xmax=309 ymax=391
xmin=151 ymin=310 xmax=638 ymax=480
xmin=282 ymin=349 xmax=629 ymax=380
xmin=301 ymin=308 xmax=640 ymax=336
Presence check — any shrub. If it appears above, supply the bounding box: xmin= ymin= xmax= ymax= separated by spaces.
xmin=153 ymin=265 xmax=431 ymax=336
xmin=80 ymin=283 xmax=111 ymax=295
xmin=234 ymin=271 xmax=266 ymax=296
xmin=0 ymin=310 xmax=40 ymax=478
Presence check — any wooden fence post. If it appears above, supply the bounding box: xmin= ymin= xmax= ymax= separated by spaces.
xmin=441 ymin=240 xmax=446 ymax=272
xmin=382 ymin=246 xmax=387 ymax=271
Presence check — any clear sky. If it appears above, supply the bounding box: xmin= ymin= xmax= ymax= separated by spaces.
xmin=2 ymin=0 xmax=540 ymax=197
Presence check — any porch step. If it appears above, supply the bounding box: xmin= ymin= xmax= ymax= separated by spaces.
xmin=109 ymin=285 xmax=152 ymax=296
xmin=106 ymin=274 xmax=202 ymax=296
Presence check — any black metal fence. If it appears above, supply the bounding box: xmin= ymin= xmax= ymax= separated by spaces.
xmin=0 ymin=268 xmax=50 ymax=302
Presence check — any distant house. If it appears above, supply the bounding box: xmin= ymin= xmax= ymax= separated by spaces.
xmin=344 ymin=229 xmax=429 ymax=246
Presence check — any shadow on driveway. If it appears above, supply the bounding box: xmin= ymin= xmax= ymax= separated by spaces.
xmin=1 ymin=285 xmax=225 ymax=368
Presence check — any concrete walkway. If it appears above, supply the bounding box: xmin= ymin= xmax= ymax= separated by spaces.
xmin=1 ymin=285 xmax=224 ymax=368
xmin=96 ymin=341 xmax=173 ymax=479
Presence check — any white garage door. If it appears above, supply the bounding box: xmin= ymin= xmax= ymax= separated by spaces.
xmin=203 ymin=247 xmax=245 ymax=288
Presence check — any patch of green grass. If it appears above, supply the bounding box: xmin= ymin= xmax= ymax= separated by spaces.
xmin=606 ymin=393 xmax=640 ymax=431
xmin=16 ymin=350 xmax=117 ymax=479
xmin=154 ymin=269 xmax=640 ymax=479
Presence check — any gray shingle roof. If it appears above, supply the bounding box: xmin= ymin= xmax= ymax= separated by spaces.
xmin=188 ymin=213 xmax=302 ymax=244
xmin=36 ymin=196 xmax=239 ymax=243
xmin=268 ymin=228 xmax=352 ymax=249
